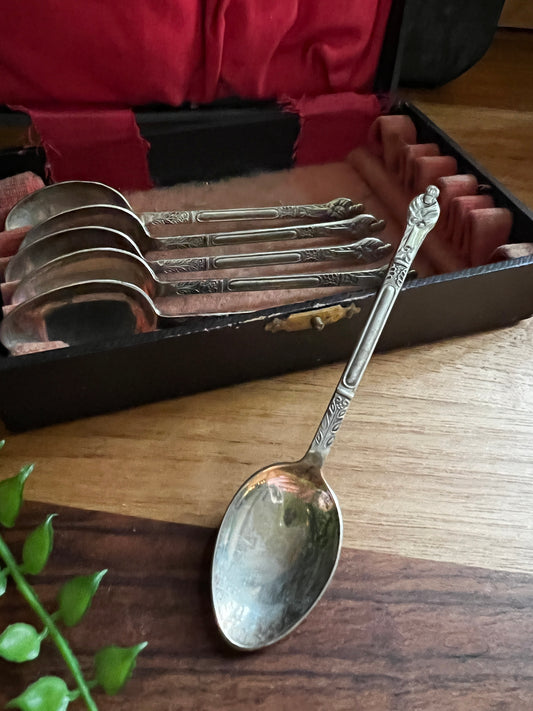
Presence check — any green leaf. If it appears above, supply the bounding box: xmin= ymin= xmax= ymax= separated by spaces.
xmin=22 ymin=514 xmax=56 ymax=575
xmin=57 ymin=570 xmax=107 ymax=627
xmin=6 ymin=676 xmax=71 ymax=711
xmin=94 ymin=642 xmax=147 ymax=695
xmin=0 ymin=568 xmax=7 ymax=596
xmin=0 ymin=622 xmax=44 ymax=663
xmin=0 ymin=464 xmax=33 ymax=528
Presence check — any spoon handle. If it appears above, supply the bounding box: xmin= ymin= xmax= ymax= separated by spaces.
xmin=307 ymin=186 xmax=441 ymax=463
xmin=142 ymin=198 xmax=362 ymax=226
xmin=152 ymin=213 xmax=382 ymax=250
xmin=158 ymin=264 xmax=390 ymax=296
xmin=150 ymin=236 xmax=390 ymax=274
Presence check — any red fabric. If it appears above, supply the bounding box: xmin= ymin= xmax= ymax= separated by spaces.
xmin=0 ymin=1 xmax=392 ymax=106
xmin=28 ymin=109 xmax=152 ymax=191
xmin=0 ymin=1 xmax=392 ymax=184
xmin=285 ymin=93 xmax=381 ymax=165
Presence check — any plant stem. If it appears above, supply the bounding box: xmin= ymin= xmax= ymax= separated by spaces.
xmin=0 ymin=533 xmax=98 ymax=711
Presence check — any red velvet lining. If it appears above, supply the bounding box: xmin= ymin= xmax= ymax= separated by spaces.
xmin=27 ymin=109 xmax=152 ymax=191
xmin=284 ymin=93 xmax=382 ymax=165
xmin=0 ymin=0 xmax=392 ymax=187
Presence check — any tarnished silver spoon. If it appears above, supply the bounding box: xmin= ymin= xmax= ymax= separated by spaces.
xmin=211 ymin=186 xmax=441 ymax=651
xmin=5 ymin=225 xmax=390 ymax=283
xmin=5 ymin=180 xmax=361 ymax=230
xmin=18 ymin=203 xmax=377 ymax=253
xmin=9 ymin=247 xmax=392 ymax=305
xmin=0 ymin=281 xmax=172 ymax=351
xmin=0 ymin=252 xmax=390 ymax=351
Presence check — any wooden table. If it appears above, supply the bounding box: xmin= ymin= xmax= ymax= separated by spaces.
xmin=1 ymin=29 xmax=533 ymax=710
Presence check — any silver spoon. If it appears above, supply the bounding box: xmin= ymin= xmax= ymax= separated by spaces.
xmin=1 ymin=281 xmax=174 ymax=350
xmin=9 ymin=247 xmax=392 ymax=305
xmin=210 ymin=186 xmax=441 ymax=651
xmin=18 ymin=204 xmax=377 ymax=253
xmin=5 ymin=180 xmax=362 ymax=230
xmin=5 ymin=225 xmax=390 ymax=283
xmin=5 ymin=278 xmax=323 ymax=352
xmin=0 ymin=252 xmax=390 ymax=351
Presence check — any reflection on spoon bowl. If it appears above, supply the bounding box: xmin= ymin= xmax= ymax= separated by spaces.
xmin=212 ymin=455 xmax=342 ymax=650
xmin=1 ymin=280 xmax=159 ymax=352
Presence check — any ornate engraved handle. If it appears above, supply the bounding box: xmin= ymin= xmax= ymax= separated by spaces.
xmin=147 ymin=236 xmax=390 ymax=275
xmin=307 ymin=186 xmax=441 ymax=463
xmin=153 ymin=214 xmax=384 ymax=251
xmin=142 ymin=198 xmax=363 ymax=226
xmin=159 ymin=265 xmax=389 ymax=295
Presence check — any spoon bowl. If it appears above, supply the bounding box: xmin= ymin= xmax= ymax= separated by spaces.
xmin=5 ymin=181 xmax=130 ymax=230
xmin=211 ymin=186 xmax=441 ymax=650
xmin=212 ymin=453 xmax=341 ymax=650
xmin=1 ymin=280 xmax=159 ymax=351
xmin=6 ymin=226 xmax=144 ymax=282
xmin=19 ymin=204 xmax=153 ymax=251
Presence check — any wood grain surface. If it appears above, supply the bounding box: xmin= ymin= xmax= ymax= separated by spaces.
xmin=3 ymin=502 xmax=533 ymax=711
xmin=0 ymin=316 xmax=532 ymax=576
xmin=500 ymin=0 xmax=533 ymax=29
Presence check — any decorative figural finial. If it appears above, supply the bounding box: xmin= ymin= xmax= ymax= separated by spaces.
xmin=408 ymin=185 xmax=441 ymax=230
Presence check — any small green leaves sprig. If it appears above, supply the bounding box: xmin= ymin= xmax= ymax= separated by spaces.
xmin=0 ymin=441 xmax=147 ymax=710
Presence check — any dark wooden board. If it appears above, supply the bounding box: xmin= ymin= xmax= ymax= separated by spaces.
xmin=2 ymin=502 xmax=533 ymax=710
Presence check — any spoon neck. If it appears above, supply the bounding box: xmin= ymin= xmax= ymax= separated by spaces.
xmin=143 ymin=210 xmax=192 ymax=226
xmin=306 ymin=386 xmax=354 ymax=464
xmin=300 ymin=448 xmax=327 ymax=468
